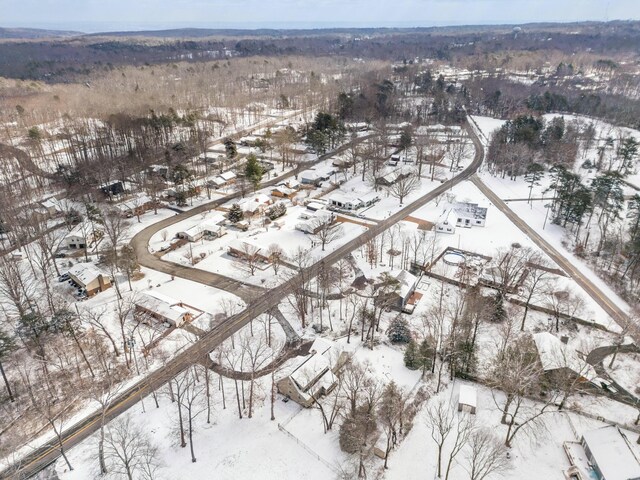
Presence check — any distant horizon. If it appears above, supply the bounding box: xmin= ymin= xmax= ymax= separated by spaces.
xmin=2 ymin=0 xmax=638 ymax=34
xmin=2 ymin=18 xmax=639 ymax=35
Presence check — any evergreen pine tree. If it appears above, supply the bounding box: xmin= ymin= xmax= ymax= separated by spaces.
xmin=491 ymin=293 xmax=507 ymax=323
xmin=244 ymin=153 xmax=264 ymax=190
xmin=404 ymin=339 xmax=418 ymax=369
xmin=387 ymin=316 xmax=411 ymax=344
xmin=417 ymin=338 xmax=433 ymax=374
xmin=227 ymin=203 xmax=244 ymax=223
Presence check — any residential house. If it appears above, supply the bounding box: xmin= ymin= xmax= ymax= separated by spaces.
xmin=375 ymin=166 xmax=412 ymax=186
xmin=259 ymin=160 xmax=275 ymax=172
xmin=63 ymin=223 xmax=101 ymax=250
xmin=281 ymin=179 xmax=301 ymax=190
xmin=581 ymin=425 xmax=640 ymax=480
xmin=177 ymin=214 xmax=227 ymax=242
xmin=148 ymin=165 xmax=169 ymax=180
xmin=67 ymin=263 xmax=112 ymax=296
xmin=227 ymin=239 xmax=270 ymax=263
xmin=299 ymin=169 xmax=332 ymax=185
xmin=238 ymin=193 xmax=272 ymax=216
xmin=207 ymin=177 xmax=227 ymax=189
xmin=436 ymin=202 xmax=488 ymax=234
xmin=373 ymin=270 xmax=420 ymax=312
xmin=64 ymin=233 xmax=87 ymax=249
xmin=134 ymin=291 xmax=194 ymax=327
xmin=532 ymin=332 xmax=597 ymax=384
xmin=328 ymin=191 xmax=380 ymax=212
xmin=99 ymin=180 xmax=125 ymax=197
xmin=276 ymin=338 xmax=349 ymax=407
xmin=295 ymin=210 xmax=336 ymax=234
xmin=389 ymin=270 xmax=420 ymax=312
xmin=115 ymin=195 xmax=156 ymax=218
xmin=219 ymin=171 xmax=237 ymax=184
xmin=271 ymin=186 xmax=296 ymax=199
xmin=452 ymin=202 xmax=487 ymax=228
xmin=328 ymin=192 xmax=361 ymax=211
xmin=332 ymin=157 xmax=353 ymax=169
xmin=40 ymin=198 xmax=62 ymax=217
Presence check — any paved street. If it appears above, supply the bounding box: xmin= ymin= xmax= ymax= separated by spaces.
xmin=2 ymin=121 xmax=485 ymax=480
xmin=470 ymin=175 xmax=637 ymax=343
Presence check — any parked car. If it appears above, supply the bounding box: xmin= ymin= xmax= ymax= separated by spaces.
xmin=58 ymin=273 xmax=70 ymax=282
xmin=55 ymin=252 xmax=67 ymax=258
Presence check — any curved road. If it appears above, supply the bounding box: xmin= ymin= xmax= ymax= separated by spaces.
xmin=2 ymin=120 xmax=485 ymax=480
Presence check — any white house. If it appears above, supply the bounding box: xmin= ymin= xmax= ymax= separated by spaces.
xmin=581 ymin=425 xmax=640 ymax=480
xmin=295 ymin=210 xmax=335 ymax=234
xmin=392 ymin=269 xmax=420 ymax=312
xmin=64 ymin=233 xmax=87 ymax=249
xmin=453 ymin=202 xmax=487 ymax=228
xmin=67 ymin=263 xmax=112 ymax=296
xmin=328 ymin=191 xmax=380 ymax=212
xmin=177 ymin=214 xmax=226 ymax=242
xmin=436 ymin=202 xmax=488 ymax=234
xmin=328 ymin=192 xmax=361 ymax=211
xmin=209 ymin=171 xmax=237 ymax=189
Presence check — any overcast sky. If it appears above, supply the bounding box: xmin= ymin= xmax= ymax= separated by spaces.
xmin=2 ymin=0 xmax=639 ymax=32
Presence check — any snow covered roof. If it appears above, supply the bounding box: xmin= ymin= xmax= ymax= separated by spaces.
xmin=458 ymin=385 xmax=477 ymax=408
xmin=136 ymin=291 xmax=188 ymax=324
xmin=392 ymin=270 xmax=418 ymax=300
xmin=453 ymin=202 xmax=487 ymax=220
xmin=272 ymin=186 xmax=295 ymax=196
xmin=219 ymin=171 xmax=237 ymax=181
xmin=282 ymin=179 xmax=300 ymax=189
xmin=329 ymin=191 xmax=357 ymax=204
xmin=227 ymin=238 xmax=263 ymax=255
xmin=299 ymin=169 xmax=321 ymax=180
xmin=582 ymin=425 xmax=640 ymax=480
xmin=210 ymin=177 xmax=226 ymax=187
xmin=289 ymin=338 xmax=340 ymax=399
xmin=358 ymin=191 xmax=380 ymax=203
xmin=532 ymin=332 xmax=596 ymax=380
xmin=40 ymin=198 xmax=61 ymax=211
xmin=68 ymin=263 xmax=108 ymax=287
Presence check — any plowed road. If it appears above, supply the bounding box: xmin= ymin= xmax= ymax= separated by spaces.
xmin=12 ymin=119 xmax=591 ymax=480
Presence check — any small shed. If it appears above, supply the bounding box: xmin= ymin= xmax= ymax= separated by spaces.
xmin=458 ymin=385 xmax=477 ymax=414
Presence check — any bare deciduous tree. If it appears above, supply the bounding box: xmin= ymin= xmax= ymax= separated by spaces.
xmin=464 ymin=428 xmax=511 ymax=480
xmin=388 ymin=171 xmax=420 ymax=205
xmin=104 ymin=415 xmax=161 ymax=480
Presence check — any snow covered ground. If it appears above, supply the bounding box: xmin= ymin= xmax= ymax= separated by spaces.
xmin=605 ymin=352 xmax=640 ymax=396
